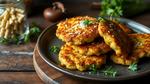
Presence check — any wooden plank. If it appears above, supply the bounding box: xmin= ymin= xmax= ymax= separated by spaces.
xmin=0 ymin=43 xmax=35 ymax=71
xmin=0 ymin=55 xmax=34 ymax=71
xmin=0 ymin=72 xmax=43 ymax=84
xmin=0 ymin=42 xmax=35 ymax=52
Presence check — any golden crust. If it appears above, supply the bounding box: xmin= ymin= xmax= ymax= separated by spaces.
xmin=68 ymin=40 xmax=111 ymax=56
xmin=111 ymin=34 xmax=150 ymax=65
xmin=118 ymin=23 xmax=133 ymax=34
xmin=111 ymin=54 xmax=139 ymax=65
xmin=129 ymin=34 xmax=150 ymax=58
xmin=59 ymin=44 xmax=106 ymax=71
xmin=56 ymin=16 xmax=99 ymax=45
xmin=98 ymin=20 xmax=131 ymax=57
xmin=112 ymin=21 xmax=133 ymax=34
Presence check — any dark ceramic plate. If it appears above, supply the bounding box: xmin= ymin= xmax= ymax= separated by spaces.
xmin=37 ymin=18 xmax=150 ymax=81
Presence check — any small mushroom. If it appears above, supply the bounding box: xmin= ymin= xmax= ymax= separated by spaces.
xmin=43 ymin=2 xmax=65 ymax=22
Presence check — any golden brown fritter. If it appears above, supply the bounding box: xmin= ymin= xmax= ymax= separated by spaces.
xmin=56 ymin=16 xmax=99 ymax=45
xmin=68 ymin=40 xmax=111 ymax=56
xmin=111 ymin=34 xmax=150 ymax=65
xmin=59 ymin=44 xmax=106 ymax=71
xmin=117 ymin=23 xmax=133 ymax=34
xmin=112 ymin=20 xmax=133 ymax=34
xmin=111 ymin=54 xmax=139 ymax=65
xmin=98 ymin=20 xmax=132 ymax=58
xmin=129 ymin=34 xmax=150 ymax=58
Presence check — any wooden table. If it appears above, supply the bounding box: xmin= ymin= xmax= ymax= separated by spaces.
xmin=0 ymin=0 xmax=150 ymax=84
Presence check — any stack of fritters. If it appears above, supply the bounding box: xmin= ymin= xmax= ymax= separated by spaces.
xmin=56 ymin=16 xmax=111 ymax=71
xmin=59 ymin=44 xmax=107 ymax=71
xmin=98 ymin=19 xmax=150 ymax=65
xmin=98 ymin=20 xmax=132 ymax=58
xmin=111 ymin=34 xmax=150 ymax=65
xmin=56 ymin=16 xmax=150 ymax=71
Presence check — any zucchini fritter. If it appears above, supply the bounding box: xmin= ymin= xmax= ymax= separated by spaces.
xmin=98 ymin=20 xmax=132 ymax=57
xmin=118 ymin=23 xmax=133 ymax=34
xmin=111 ymin=34 xmax=150 ymax=65
xmin=129 ymin=34 xmax=150 ymax=58
xmin=112 ymin=20 xmax=133 ymax=34
xmin=68 ymin=40 xmax=111 ymax=56
xmin=59 ymin=44 xmax=106 ymax=71
xmin=56 ymin=16 xmax=99 ymax=45
xmin=111 ymin=54 xmax=139 ymax=65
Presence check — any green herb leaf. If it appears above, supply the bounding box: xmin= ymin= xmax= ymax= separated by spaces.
xmin=102 ymin=66 xmax=117 ymax=77
xmin=100 ymin=0 xmax=123 ymax=17
xmin=10 ymin=35 xmax=20 ymax=44
xmin=0 ymin=22 xmax=41 ymax=45
xmin=82 ymin=20 xmax=93 ymax=25
xmin=97 ymin=17 xmax=106 ymax=22
xmin=100 ymin=0 xmax=146 ymax=18
xmin=23 ymin=34 xmax=30 ymax=43
xmin=89 ymin=64 xmax=97 ymax=74
xmin=50 ymin=46 xmax=60 ymax=54
xmin=0 ymin=37 xmax=8 ymax=44
xmin=30 ymin=27 xmax=41 ymax=36
xmin=21 ymin=25 xmax=41 ymax=44
xmin=0 ymin=36 xmax=20 ymax=45
xmin=128 ymin=62 xmax=138 ymax=71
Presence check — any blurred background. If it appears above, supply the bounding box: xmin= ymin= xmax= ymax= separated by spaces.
xmin=25 ymin=0 xmax=150 ymax=16
xmin=23 ymin=0 xmax=150 ymax=29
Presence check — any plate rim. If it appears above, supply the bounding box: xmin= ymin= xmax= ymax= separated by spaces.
xmin=37 ymin=18 xmax=150 ymax=81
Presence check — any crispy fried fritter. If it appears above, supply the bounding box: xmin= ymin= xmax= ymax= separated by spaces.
xmin=111 ymin=54 xmax=139 ymax=65
xmin=129 ymin=34 xmax=150 ymax=58
xmin=59 ymin=44 xmax=106 ymax=71
xmin=98 ymin=20 xmax=131 ymax=57
xmin=117 ymin=23 xmax=133 ymax=34
xmin=111 ymin=34 xmax=150 ymax=65
xmin=112 ymin=20 xmax=133 ymax=34
xmin=68 ymin=40 xmax=111 ymax=56
xmin=56 ymin=16 xmax=99 ymax=45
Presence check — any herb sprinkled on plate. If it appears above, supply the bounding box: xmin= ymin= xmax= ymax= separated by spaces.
xmin=89 ymin=64 xmax=97 ymax=74
xmin=50 ymin=46 xmax=60 ymax=54
xmin=128 ymin=62 xmax=138 ymax=71
xmin=102 ymin=66 xmax=117 ymax=77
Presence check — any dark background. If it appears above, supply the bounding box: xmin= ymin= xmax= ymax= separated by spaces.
xmin=27 ymin=0 xmax=150 ymax=29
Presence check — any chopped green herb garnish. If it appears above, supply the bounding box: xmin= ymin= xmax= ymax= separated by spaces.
xmin=0 ymin=37 xmax=8 ymax=44
xmin=50 ymin=46 xmax=60 ymax=54
xmin=89 ymin=64 xmax=97 ymax=74
xmin=128 ymin=62 xmax=138 ymax=71
xmin=97 ymin=17 xmax=106 ymax=22
xmin=100 ymin=0 xmax=123 ymax=18
xmin=0 ymin=36 xmax=20 ymax=45
xmin=100 ymin=0 xmax=146 ymax=18
xmin=23 ymin=26 xmax=41 ymax=43
xmin=0 ymin=22 xmax=41 ymax=45
xmin=102 ymin=66 xmax=117 ymax=77
xmin=30 ymin=27 xmax=41 ymax=36
xmin=82 ymin=20 xmax=93 ymax=25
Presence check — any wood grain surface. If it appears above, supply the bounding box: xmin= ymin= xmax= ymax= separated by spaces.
xmin=0 ymin=72 xmax=43 ymax=84
xmin=0 ymin=43 xmax=35 ymax=71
